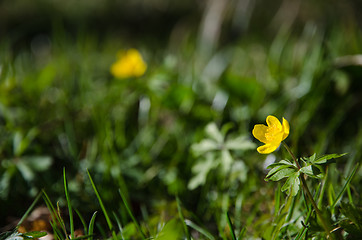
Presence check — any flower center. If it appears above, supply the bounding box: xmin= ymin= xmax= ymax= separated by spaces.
xmin=265 ymin=126 xmax=282 ymax=142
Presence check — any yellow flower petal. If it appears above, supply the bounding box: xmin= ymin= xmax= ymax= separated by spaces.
xmin=110 ymin=49 xmax=147 ymax=79
xmin=282 ymin=117 xmax=290 ymax=140
xmin=266 ymin=115 xmax=282 ymax=130
xmin=257 ymin=143 xmax=279 ymax=154
xmin=252 ymin=115 xmax=290 ymax=154
xmin=252 ymin=124 xmax=268 ymax=143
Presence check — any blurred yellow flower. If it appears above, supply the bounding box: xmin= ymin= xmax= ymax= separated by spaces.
xmin=252 ymin=115 xmax=289 ymax=154
xmin=110 ymin=48 xmax=147 ymax=79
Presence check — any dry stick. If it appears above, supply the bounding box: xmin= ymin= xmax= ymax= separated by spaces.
xmin=282 ymin=142 xmax=334 ymax=239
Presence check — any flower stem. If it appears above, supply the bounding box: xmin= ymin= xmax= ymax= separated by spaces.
xmin=282 ymin=142 xmax=334 ymax=239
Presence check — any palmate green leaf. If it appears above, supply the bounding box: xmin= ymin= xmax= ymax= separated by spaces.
xmin=311 ymin=153 xmax=347 ymax=164
xmin=267 ymin=160 xmax=295 ymax=169
xmin=265 ymin=160 xmax=297 ymax=181
xmin=221 ymin=149 xmax=233 ymax=173
xmin=224 ymin=136 xmax=256 ymax=151
xmin=267 ymin=167 xmax=296 ymax=181
xmin=302 ymin=153 xmax=316 ymax=163
xmin=188 ymin=153 xmax=217 ymax=190
xmin=205 ymin=123 xmax=224 ymax=143
xmin=300 ymin=165 xmax=323 ymax=179
xmin=281 ymin=172 xmax=300 ymax=196
xmin=191 ymin=139 xmax=219 ymax=157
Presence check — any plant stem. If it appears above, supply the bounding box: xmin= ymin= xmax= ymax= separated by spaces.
xmin=282 ymin=142 xmax=334 ymax=239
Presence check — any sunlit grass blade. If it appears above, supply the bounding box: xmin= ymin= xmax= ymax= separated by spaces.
xmin=226 ymin=211 xmax=236 ymax=240
xmin=16 ymin=191 xmax=43 ymax=228
xmin=176 ymin=196 xmax=190 ymax=240
xmin=87 ymin=170 xmax=117 ymax=240
xmin=331 ymin=163 xmax=359 ymax=209
xmin=185 ymin=219 xmax=215 ymax=240
xmin=118 ymin=188 xmax=146 ymax=239
xmin=88 ymin=211 xmax=97 ymax=240
xmin=63 ymin=168 xmax=74 ymax=239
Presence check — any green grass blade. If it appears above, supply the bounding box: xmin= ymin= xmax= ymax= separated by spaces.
xmin=87 ymin=170 xmax=117 ymax=240
xmin=75 ymin=208 xmax=88 ymax=235
xmin=63 ymin=168 xmax=74 ymax=239
xmin=274 ymin=183 xmax=281 ymax=217
xmin=226 ymin=211 xmax=236 ymax=240
xmin=331 ymin=163 xmax=359 ymax=209
xmin=88 ymin=211 xmax=97 ymax=240
xmin=317 ymin=167 xmax=329 ymax=209
xmin=237 ymin=227 xmax=246 ymax=240
xmin=118 ymin=188 xmax=146 ymax=239
xmin=176 ymin=196 xmax=190 ymax=240
xmin=185 ymin=220 xmax=215 ymax=240
xmin=112 ymin=212 xmax=125 ymax=240
xmin=42 ymin=190 xmax=68 ymax=239
xmin=49 ymin=221 xmax=63 ymax=240
xmin=16 ymin=191 xmax=43 ymax=228
xmin=57 ymin=201 xmax=69 ymax=240
xmin=347 ymin=184 xmax=354 ymax=207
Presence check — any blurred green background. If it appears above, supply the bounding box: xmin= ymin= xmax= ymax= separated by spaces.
xmin=1 ymin=0 xmax=362 ymax=238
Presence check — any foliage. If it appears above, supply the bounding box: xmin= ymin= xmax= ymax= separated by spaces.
xmin=1 ymin=1 xmax=362 ymax=239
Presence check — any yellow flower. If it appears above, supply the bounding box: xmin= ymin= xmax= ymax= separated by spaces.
xmin=110 ymin=49 xmax=147 ymax=79
xmin=252 ymin=115 xmax=290 ymax=154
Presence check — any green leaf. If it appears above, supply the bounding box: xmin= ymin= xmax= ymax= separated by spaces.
xmin=312 ymin=153 xmax=347 ymax=164
xmin=265 ymin=160 xmax=297 ymax=181
xmin=191 ymin=139 xmax=218 ymax=157
xmin=188 ymin=154 xmax=217 ymax=190
xmin=21 ymin=231 xmax=47 ymax=239
xmin=281 ymin=172 xmax=300 ymax=196
xmin=21 ymin=156 xmax=53 ymax=171
xmin=224 ymin=136 xmax=256 ymax=151
xmin=267 ymin=167 xmax=296 ymax=181
xmin=154 ymin=219 xmax=183 ymax=240
xmin=205 ymin=123 xmax=223 ymax=143
xmin=302 ymin=153 xmax=316 ymax=163
xmin=221 ymin=149 xmax=233 ymax=173
xmin=300 ymin=165 xmax=323 ymax=179
xmin=185 ymin=220 xmax=215 ymax=240
xmin=267 ymin=160 xmax=295 ymax=169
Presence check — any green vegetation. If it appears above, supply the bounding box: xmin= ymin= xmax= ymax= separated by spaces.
xmin=1 ymin=0 xmax=362 ymax=239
